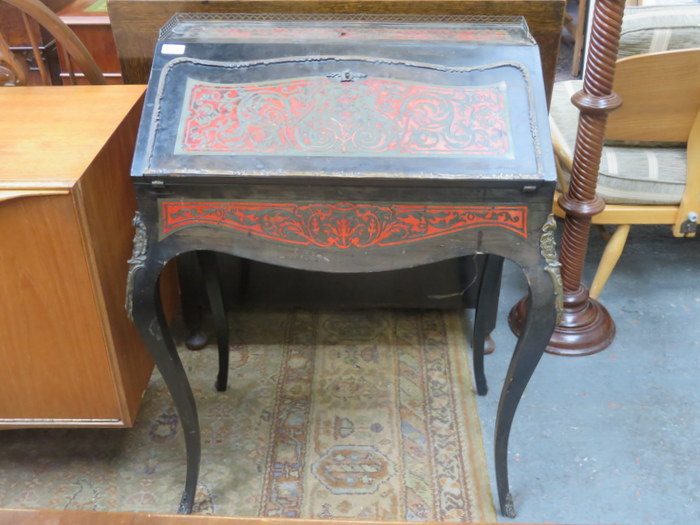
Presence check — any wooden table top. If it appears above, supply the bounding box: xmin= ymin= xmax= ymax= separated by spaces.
xmin=0 ymin=85 xmax=145 ymax=191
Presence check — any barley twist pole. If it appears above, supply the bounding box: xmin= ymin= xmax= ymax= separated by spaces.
xmin=511 ymin=0 xmax=625 ymax=355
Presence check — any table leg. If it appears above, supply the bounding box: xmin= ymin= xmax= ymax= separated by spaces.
xmin=494 ymin=262 xmax=557 ymax=518
xmin=472 ymin=254 xmax=504 ymax=396
xmin=131 ymin=262 xmax=201 ymax=514
xmin=197 ymin=251 xmax=230 ymax=392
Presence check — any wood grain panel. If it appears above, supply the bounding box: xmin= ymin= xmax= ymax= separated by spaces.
xmin=0 ymin=193 xmax=121 ymax=421
xmin=58 ymin=0 xmax=125 ymax=84
xmin=0 ymin=0 xmax=72 ymax=46
xmin=606 ymin=48 xmax=700 ymax=143
xmin=0 ymin=86 xmax=161 ymax=427
xmin=0 ymin=85 xmax=146 ymax=189
xmin=73 ymin=88 xmax=151 ymax=426
xmin=59 ymin=25 xmax=123 ymax=81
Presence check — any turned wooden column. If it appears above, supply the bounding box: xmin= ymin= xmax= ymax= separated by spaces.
xmin=511 ymin=0 xmax=625 ymax=355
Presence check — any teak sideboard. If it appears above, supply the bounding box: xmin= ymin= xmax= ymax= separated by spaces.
xmin=0 ymin=85 xmax=153 ymax=428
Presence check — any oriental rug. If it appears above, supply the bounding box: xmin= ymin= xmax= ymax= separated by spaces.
xmin=0 ymin=309 xmax=495 ymax=521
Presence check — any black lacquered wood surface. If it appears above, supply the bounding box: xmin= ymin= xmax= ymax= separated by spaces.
xmin=127 ymin=14 xmax=560 ymax=517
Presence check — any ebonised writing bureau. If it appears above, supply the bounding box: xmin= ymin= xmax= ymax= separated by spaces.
xmin=126 ymin=14 xmax=562 ymax=516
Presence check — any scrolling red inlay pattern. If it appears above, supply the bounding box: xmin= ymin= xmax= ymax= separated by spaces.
xmin=161 ymin=201 xmax=528 ymax=247
xmin=177 ymin=78 xmax=511 ymax=157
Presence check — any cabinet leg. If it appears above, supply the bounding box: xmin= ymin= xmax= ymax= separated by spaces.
xmin=494 ymin=264 xmax=556 ymax=518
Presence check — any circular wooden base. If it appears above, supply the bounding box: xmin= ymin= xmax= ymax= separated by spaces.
xmin=509 ymin=286 xmax=616 ymax=356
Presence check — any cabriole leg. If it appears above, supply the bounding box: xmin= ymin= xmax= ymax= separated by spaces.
xmin=494 ymin=263 xmax=557 ymax=518
xmin=131 ymin=260 xmax=201 ymax=514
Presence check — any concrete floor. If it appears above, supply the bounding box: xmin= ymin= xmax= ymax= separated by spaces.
xmin=473 ymin=223 xmax=700 ymax=524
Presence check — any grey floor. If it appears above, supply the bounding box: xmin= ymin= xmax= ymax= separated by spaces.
xmin=473 ymin=224 xmax=700 ymax=524
xmin=478 ymin=4 xmax=700 ymax=523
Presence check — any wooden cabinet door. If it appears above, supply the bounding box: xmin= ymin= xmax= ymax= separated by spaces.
xmin=0 ymin=86 xmax=153 ymax=428
xmin=0 ymin=192 xmax=122 ymax=424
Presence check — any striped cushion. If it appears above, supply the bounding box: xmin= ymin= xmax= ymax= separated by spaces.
xmin=549 ymin=80 xmax=687 ymax=205
xmin=618 ymin=4 xmax=700 ymax=58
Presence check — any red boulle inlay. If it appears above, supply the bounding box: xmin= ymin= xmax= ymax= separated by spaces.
xmin=161 ymin=202 xmax=528 ymax=246
xmin=178 ymin=78 xmax=511 ymax=157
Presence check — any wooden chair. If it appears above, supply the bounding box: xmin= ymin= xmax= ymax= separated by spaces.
xmin=549 ymin=47 xmax=700 ymax=298
xmin=1 ymin=0 xmax=104 ymax=85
